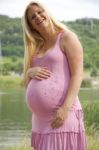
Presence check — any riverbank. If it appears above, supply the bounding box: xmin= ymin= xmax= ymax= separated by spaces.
xmin=1 ymin=134 xmax=99 ymax=150
xmin=0 ymin=75 xmax=99 ymax=150
xmin=0 ymin=74 xmax=99 ymax=88
xmin=0 ymin=75 xmax=23 ymax=87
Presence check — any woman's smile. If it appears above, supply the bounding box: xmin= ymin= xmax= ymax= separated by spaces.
xmin=37 ymin=19 xmax=45 ymax=25
xmin=27 ymin=5 xmax=49 ymax=30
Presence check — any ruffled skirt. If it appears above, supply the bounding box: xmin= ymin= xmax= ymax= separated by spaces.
xmin=31 ymin=131 xmax=87 ymax=150
xmin=31 ymin=109 xmax=87 ymax=150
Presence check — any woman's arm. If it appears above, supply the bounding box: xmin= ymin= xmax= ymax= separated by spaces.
xmin=61 ymin=30 xmax=83 ymax=110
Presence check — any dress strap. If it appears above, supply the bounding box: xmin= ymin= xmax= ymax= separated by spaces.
xmin=56 ymin=30 xmax=65 ymax=45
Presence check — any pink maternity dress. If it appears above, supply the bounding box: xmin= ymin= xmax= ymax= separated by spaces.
xmin=26 ymin=31 xmax=87 ymax=150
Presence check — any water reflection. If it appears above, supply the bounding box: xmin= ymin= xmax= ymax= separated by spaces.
xmin=0 ymin=86 xmax=99 ymax=148
xmin=0 ymin=86 xmax=31 ymax=148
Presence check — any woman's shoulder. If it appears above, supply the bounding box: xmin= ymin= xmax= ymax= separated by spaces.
xmin=60 ymin=29 xmax=82 ymax=53
xmin=61 ymin=29 xmax=78 ymax=42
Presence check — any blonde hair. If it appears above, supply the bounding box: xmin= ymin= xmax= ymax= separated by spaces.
xmin=22 ymin=0 xmax=69 ymax=88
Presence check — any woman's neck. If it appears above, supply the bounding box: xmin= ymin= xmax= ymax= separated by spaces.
xmin=39 ymin=25 xmax=58 ymax=42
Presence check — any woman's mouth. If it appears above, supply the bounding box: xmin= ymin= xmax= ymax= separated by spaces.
xmin=37 ymin=19 xmax=45 ymax=25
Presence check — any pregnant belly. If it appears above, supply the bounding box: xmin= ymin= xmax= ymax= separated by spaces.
xmin=26 ymin=75 xmax=67 ymax=115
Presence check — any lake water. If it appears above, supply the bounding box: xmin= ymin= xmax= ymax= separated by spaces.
xmin=0 ymin=86 xmax=99 ymax=148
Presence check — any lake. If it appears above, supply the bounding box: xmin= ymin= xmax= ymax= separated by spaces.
xmin=0 ymin=86 xmax=99 ymax=148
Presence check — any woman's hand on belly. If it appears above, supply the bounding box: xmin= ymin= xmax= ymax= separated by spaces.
xmin=51 ymin=106 xmax=69 ymax=129
xmin=27 ymin=66 xmax=52 ymax=80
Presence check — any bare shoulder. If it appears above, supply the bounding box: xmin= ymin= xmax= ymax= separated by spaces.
xmin=60 ymin=29 xmax=83 ymax=54
xmin=62 ymin=30 xmax=78 ymax=43
xmin=60 ymin=29 xmax=83 ymax=76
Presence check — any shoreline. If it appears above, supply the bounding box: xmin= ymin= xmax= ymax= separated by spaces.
xmin=0 ymin=75 xmax=99 ymax=88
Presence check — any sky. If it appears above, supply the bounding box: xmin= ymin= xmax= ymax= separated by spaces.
xmin=0 ymin=0 xmax=99 ymax=21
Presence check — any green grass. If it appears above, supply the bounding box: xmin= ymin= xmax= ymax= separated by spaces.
xmin=0 ymin=75 xmax=23 ymax=87
xmin=2 ymin=57 xmax=23 ymax=63
xmin=83 ymin=102 xmax=99 ymax=129
xmin=87 ymin=135 xmax=99 ymax=150
xmin=1 ymin=137 xmax=32 ymax=150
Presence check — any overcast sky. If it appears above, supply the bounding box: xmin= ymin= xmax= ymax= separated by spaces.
xmin=0 ymin=0 xmax=99 ymax=21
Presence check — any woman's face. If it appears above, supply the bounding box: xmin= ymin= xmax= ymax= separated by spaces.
xmin=27 ymin=4 xmax=50 ymax=32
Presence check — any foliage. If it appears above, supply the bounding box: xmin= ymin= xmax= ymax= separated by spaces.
xmin=90 ymin=67 xmax=99 ymax=77
xmin=1 ymin=57 xmax=23 ymax=75
xmin=81 ymin=78 xmax=92 ymax=88
xmin=0 ymin=15 xmax=99 ymax=74
xmin=82 ymin=101 xmax=99 ymax=130
xmin=0 ymin=75 xmax=23 ymax=87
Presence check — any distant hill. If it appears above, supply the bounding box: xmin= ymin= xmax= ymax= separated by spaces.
xmin=0 ymin=15 xmax=99 ymax=69
xmin=0 ymin=15 xmax=23 ymax=57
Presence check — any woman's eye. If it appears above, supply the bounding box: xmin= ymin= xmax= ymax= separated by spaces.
xmin=38 ymin=10 xmax=44 ymax=14
xmin=32 ymin=15 xmax=36 ymax=20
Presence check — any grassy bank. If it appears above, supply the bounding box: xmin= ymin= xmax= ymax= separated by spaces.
xmin=1 ymin=133 xmax=99 ymax=150
xmin=0 ymin=75 xmax=23 ymax=87
xmin=83 ymin=102 xmax=99 ymax=129
xmin=0 ymin=74 xmax=99 ymax=88
xmin=0 ymin=75 xmax=99 ymax=150
xmin=1 ymin=101 xmax=99 ymax=150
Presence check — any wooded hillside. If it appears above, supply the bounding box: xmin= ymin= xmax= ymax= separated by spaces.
xmin=0 ymin=15 xmax=99 ymax=75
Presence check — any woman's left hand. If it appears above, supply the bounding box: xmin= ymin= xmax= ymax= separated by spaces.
xmin=51 ymin=106 xmax=69 ymax=129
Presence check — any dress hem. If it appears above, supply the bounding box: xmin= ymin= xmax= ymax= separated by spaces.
xmin=31 ymin=131 xmax=87 ymax=150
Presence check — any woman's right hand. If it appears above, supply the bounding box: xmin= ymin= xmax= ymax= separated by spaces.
xmin=27 ymin=66 xmax=52 ymax=80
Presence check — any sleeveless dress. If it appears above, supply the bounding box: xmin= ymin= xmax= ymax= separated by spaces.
xmin=26 ymin=31 xmax=87 ymax=150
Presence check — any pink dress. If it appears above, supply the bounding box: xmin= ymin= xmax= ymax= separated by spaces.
xmin=26 ymin=31 xmax=87 ymax=150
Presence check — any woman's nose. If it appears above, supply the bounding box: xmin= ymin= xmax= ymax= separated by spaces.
xmin=35 ymin=13 xmax=41 ymax=19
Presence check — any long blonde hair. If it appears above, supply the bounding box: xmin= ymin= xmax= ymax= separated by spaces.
xmin=22 ymin=0 xmax=69 ymax=88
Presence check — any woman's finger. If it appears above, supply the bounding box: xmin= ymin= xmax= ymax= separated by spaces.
xmin=35 ymin=75 xmax=44 ymax=80
xmin=40 ymin=71 xmax=51 ymax=77
xmin=41 ymin=68 xmax=52 ymax=74
xmin=38 ymin=73 xmax=49 ymax=78
xmin=35 ymin=73 xmax=49 ymax=79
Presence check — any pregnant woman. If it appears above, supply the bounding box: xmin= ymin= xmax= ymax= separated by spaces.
xmin=22 ymin=1 xmax=87 ymax=150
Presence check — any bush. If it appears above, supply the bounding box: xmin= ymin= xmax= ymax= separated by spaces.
xmin=81 ymin=78 xmax=92 ymax=88
xmin=2 ymin=62 xmax=12 ymax=75
xmin=90 ymin=67 xmax=98 ymax=77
